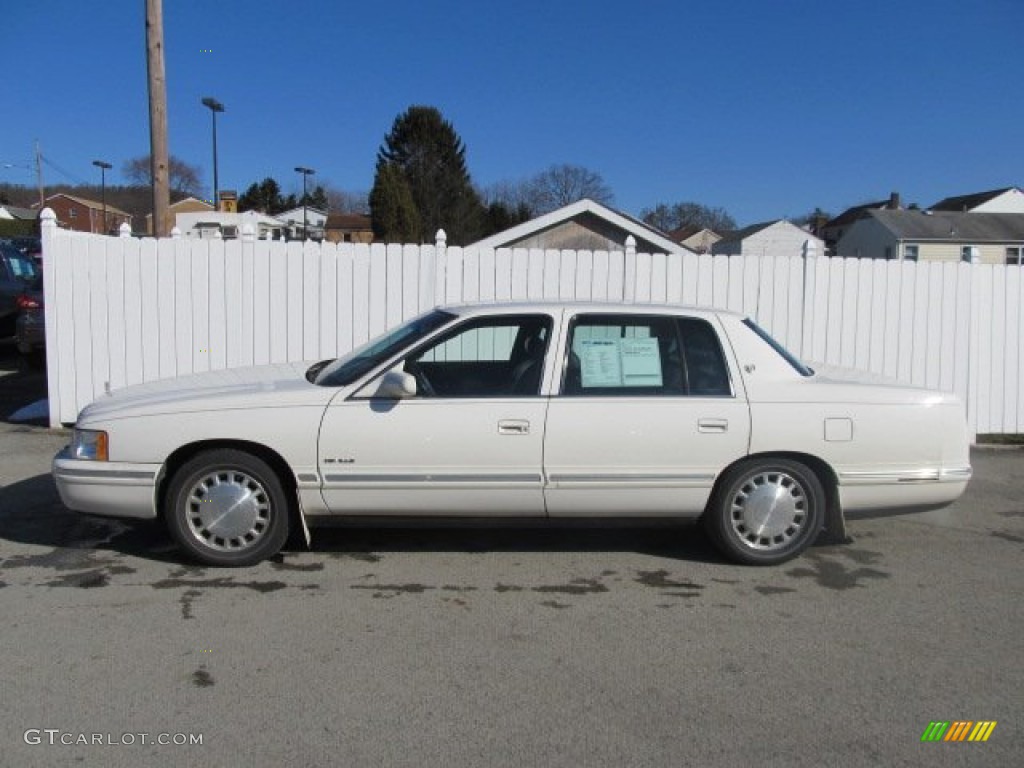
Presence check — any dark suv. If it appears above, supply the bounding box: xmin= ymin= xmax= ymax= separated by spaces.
xmin=1 ymin=240 xmax=41 ymax=339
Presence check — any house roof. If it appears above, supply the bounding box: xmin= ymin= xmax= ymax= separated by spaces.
xmin=929 ymin=187 xmax=1019 ymax=212
xmin=668 ymin=225 xmax=719 ymax=242
xmin=469 ymin=198 xmax=691 ymax=254
xmin=0 ymin=204 xmax=38 ymax=220
xmin=716 ymin=219 xmax=794 ymax=244
xmin=43 ymin=193 xmax=131 ymax=217
xmin=325 ymin=213 xmax=372 ymax=229
xmin=823 ymin=200 xmax=892 ymax=230
xmin=867 ymin=210 xmax=1024 ymax=241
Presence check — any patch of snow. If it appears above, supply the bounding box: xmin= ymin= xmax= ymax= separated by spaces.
xmin=9 ymin=399 xmax=49 ymax=422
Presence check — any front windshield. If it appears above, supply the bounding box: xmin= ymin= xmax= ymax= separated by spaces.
xmin=313 ymin=309 xmax=456 ymax=387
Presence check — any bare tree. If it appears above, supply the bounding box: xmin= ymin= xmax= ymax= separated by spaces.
xmin=486 ymin=164 xmax=614 ymax=218
xmin=526 ymin=164 xmax=613 ymax=214
xmin=325 ymin=185 xmax=369 ymax=214
xmin=122 ymin=154 xmax=204 ymax=197
xmin=640 ymin=201 xmax=736 ymax=233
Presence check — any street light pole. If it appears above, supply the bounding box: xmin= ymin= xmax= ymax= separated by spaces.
xmin=294 ymin=166 xmax=315 ymax=239
xmin=201 ymin=97 xmax=225 ymax=207
xmin=92 ymin=160 xmax=112 ymax=234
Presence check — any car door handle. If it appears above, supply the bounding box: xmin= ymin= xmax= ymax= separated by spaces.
xmin=498 ymin=420 xmax=530 ymax=435
xmin=698 ymin=418 xmax=729 ymax=433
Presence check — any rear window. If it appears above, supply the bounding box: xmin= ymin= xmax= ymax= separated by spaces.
xmin=743 ymin=318 xmax=812 ymax=377
xmin=1 ymin=248 xmax=40 ymax=281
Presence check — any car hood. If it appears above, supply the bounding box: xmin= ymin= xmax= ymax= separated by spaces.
xmin=77 ymin=361 xmax=338 ymax=424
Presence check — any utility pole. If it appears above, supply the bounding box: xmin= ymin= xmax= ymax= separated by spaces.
xmin=146 ymin=0 xmax=170 ymax=236
xmin=34 ymin=141 xmax=44 ymax=207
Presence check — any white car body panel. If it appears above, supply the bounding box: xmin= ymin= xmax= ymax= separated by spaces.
xmin=52 ymin=302 xmax=971 ymax=552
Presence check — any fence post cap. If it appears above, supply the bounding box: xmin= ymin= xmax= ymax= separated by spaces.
xmin=242 ymin=223 xmax=255 ymax=242
xmin=170 ymin=226 xmax=182 ymax=239
xmin=435 ymin=228 xmax=447 ymax=247
xmin=119 ymin=221 xmax=132 ymax=238
xmin=40 ymin=207 xmax=57 ymax=226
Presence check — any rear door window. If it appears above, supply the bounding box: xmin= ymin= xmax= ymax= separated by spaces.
xmin=562 ymin=314 xmax=731 ymax=397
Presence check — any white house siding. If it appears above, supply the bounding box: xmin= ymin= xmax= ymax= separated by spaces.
xmin=717 ymin=222 xmax=822 ymax=258
xmin=971 ymin=188 xmax=1024 ymax=213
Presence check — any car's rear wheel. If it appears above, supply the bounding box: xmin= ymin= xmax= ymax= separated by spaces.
xmin=166 ymin=449 xmax=290 ymax=567
xmin=704 ymin=458 xmax=825 ymax=565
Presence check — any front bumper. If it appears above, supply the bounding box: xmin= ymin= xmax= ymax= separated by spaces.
xmin=52 ymin=447 xmax=161 ymax=520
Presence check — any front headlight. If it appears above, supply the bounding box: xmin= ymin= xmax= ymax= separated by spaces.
xmin=71 ymin=429 xmax=109 ymax=461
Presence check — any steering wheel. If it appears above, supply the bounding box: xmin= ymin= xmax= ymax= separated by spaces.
xmin=406 ymin=362 xmax=436 ymax=397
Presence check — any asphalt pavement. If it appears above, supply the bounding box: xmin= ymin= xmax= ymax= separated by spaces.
xmin=0 ymin=343 xmax=1020 ymax=767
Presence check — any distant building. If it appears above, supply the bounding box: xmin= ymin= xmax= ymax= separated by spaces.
xmin=836 ymin=210 xmax=1024 ymax=263
xmin=470 ymin=198 xmax=691 ymax=254
xmin=277 ymin=206 xmax=327 ymax=240
xmin=145 ymin=196 xmax=215 ymax=235
xmin=667 ymin=225 xmax=720 ymax=254
xmin=712 ymin=220 xmax=823 ymax=258
xmin=38 ymin=193 xmax=131 ymax=234
xmin=820 ymin=192 xmax=903 ymax=254
xmin=324 ymin=213 xmax=373 ymax=244
xmin=174 ymin=210 xmax=287 ymax=240
xmin=929 ymin=187 xmax=1024 ymax=214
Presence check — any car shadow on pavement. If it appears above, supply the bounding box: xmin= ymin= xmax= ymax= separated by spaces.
xmin=307 ymin=522 xmax=727 ymax=563
xmin=0 ymin=472 xmax=731 ymax=567
xmin=0 ymin=473 xmax=181 ymax=567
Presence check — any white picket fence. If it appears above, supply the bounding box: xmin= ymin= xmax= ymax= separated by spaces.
xmin=39 ymin=209 xmax=1023 ymax=436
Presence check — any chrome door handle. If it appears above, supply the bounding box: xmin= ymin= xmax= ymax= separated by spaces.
xmin=498 ymin=420 xmax=530 ymax=435
xmin=698 ymin=418 xmax=728 ymax=433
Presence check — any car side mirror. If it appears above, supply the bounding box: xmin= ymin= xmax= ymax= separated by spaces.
xmin=370 ymin=370 xmax=417 ymax=399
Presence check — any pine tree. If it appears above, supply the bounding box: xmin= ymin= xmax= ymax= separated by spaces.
xmin=369 ymin=162 xmax=421 ymax=243
xmin=371 ymin=105 xmax=484 ymax=244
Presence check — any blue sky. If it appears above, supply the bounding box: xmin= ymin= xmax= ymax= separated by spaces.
xmin=3 ymin=0 xmax=1022 ymax=226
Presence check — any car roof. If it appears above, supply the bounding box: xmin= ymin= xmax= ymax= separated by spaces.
xmin=439 ymin=300 xmax=745 ymax=320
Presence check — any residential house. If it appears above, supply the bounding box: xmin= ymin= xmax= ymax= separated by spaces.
xmin=820 ymin=192 xmax=903 ymax=254
xmin=929 ymin=187 xmax=1024 ymax=213
xmin=145 ymin=196 xmax=215 ymax=235
xmin=0 ymin=203 xmax=37 ymax=236
xmin=712 ymin=220 xmax=824 ymax=258
xmin=324 ymin=213 xmax=373 ymax=244
xmin=39 ymin=193 xmax=131 ymax=234
xmin=667 ymin=225 xmax=720 ymax=254
xmin=836 ymin=210 xmax=1024 ymax=264
xmin=276 ymin=206 xmax=327 ymax=240
xmin=174 ymin=210 xmax=288 ymax=240
xmin=470 ymin=198 xmax=691 ymax=254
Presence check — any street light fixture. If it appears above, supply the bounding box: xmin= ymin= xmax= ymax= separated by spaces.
xmin=92 ymin=160 xmax=112 ymax=234
xmin=201 ymin=97 xmax=225 ymax=207
xmin=294 ymin=166 xmax=315 ymax=239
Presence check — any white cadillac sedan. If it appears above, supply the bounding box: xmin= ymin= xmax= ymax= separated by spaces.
xmin=53 ymin=302 xmax=971 ymax=567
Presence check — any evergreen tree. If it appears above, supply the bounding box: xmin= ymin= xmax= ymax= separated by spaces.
xmin=369 ymin=162 xmax=421 ymax=243
xmin=371 ymin=105 xmax=484 ymax=244
xmin=238 ymin=177 xmax=285 ymax=214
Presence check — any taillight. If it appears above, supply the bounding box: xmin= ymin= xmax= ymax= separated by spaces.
xmin=16 ymin=295 xmax=41 ymax=310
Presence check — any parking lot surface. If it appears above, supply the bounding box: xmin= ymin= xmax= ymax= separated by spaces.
xmin=0 ymin=347 xmax=1020 ymax=767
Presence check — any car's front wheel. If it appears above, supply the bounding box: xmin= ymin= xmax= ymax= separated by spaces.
xmin=166 ymin=449 xmax=290 ymax=567
xmin=704 ymin=458 xmax=825 ymax=565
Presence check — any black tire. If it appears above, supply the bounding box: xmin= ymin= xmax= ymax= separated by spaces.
xmin=704 ymin=458 xmax=825 ymax=565
xmin=165 ymin=449 xmax=290 ymax=567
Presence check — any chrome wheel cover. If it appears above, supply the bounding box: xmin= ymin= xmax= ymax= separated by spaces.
xmin=184 ymin=469 xmax=272 ymax=552
xmin=728 ymin=470 xmax=808 ymax=551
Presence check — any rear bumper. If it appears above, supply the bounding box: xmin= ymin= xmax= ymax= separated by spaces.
xmin=52 ymin=447 xmax=160 ymax=520
xmin=16 ymin=312 xmax=44 ymax=353
xmin=838 ymin=466 xmax=972 ymax=513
